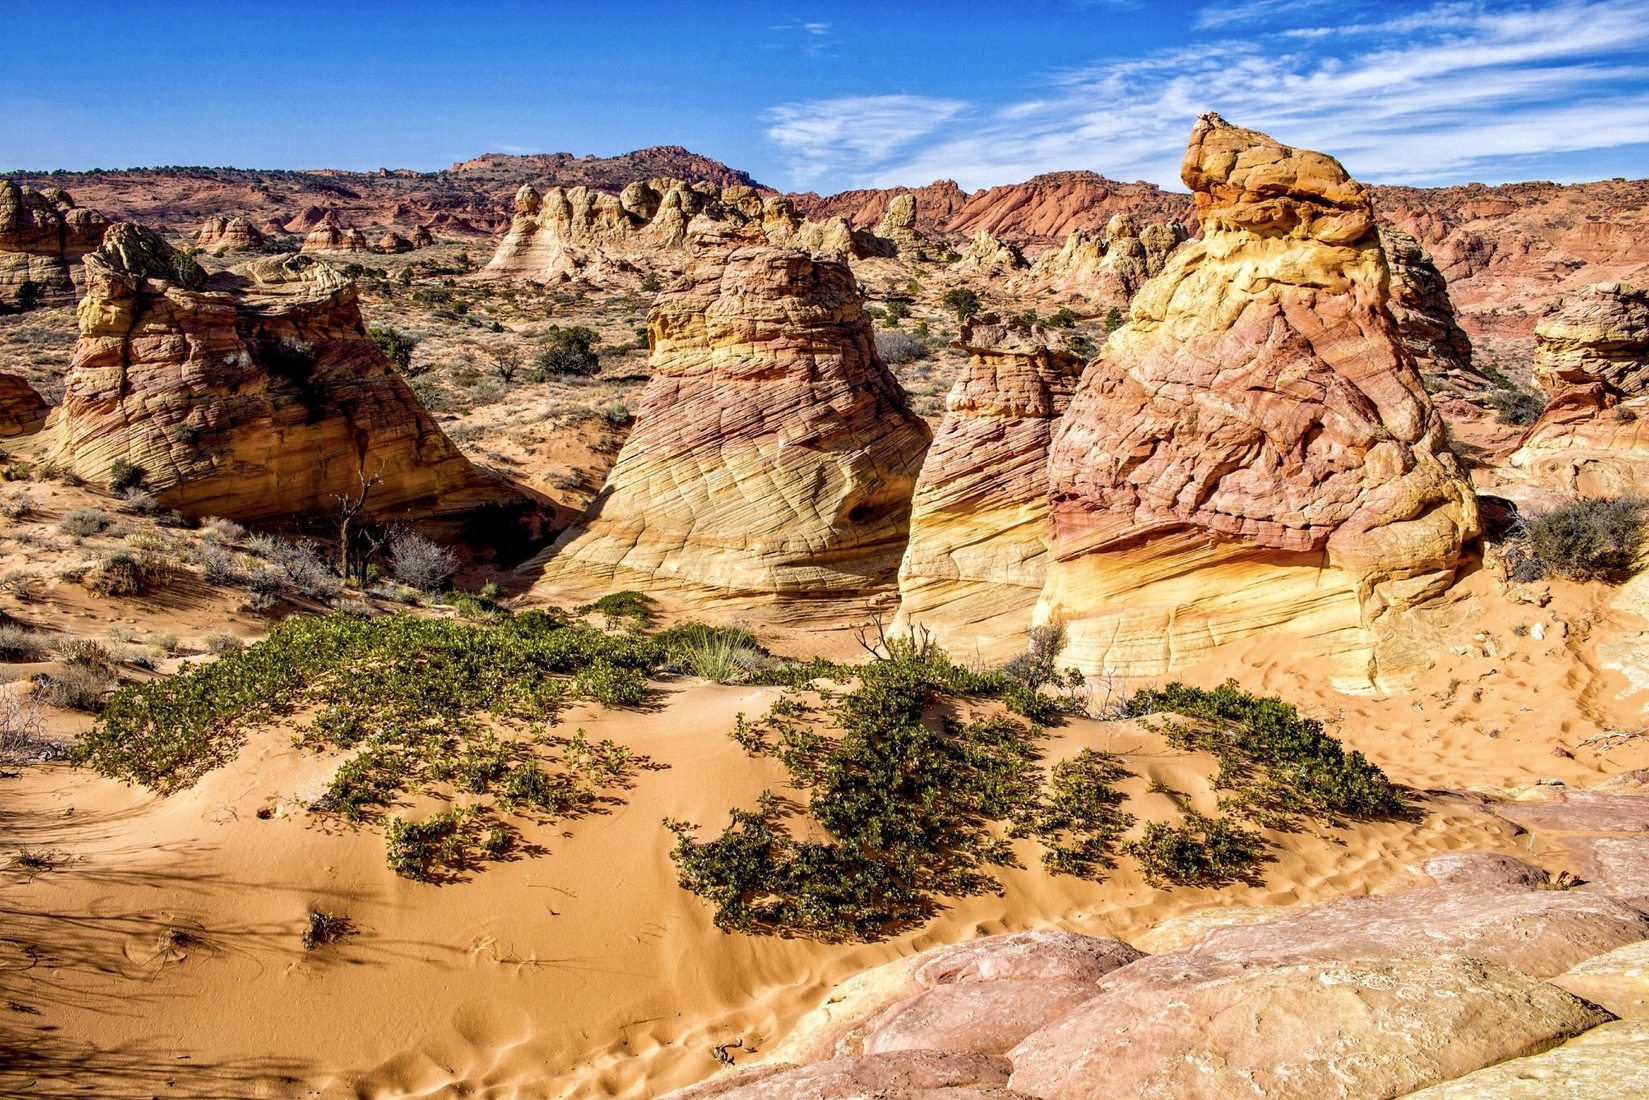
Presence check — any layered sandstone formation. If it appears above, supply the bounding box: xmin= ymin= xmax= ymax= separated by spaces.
xmin=1028 ymin=214 xmax=1185 ymax=305
xmin=527 ymin=246 xmax=931 ymax=610
xmin=0 ymin=180 xmax=108 ymax=307
xmin=47 ymin=223 xmax=508 ymax=524
xmin=1038 ymin=115 xmax=1478 ymax=684
xmin=1382 ymin=228 xmax=1481 ymax=401
xmin=894 ymin=318 xmax=1084 ymax=660
xmin=196 ymin=214 xmax=266 ymax=254
xmin=1532 ymin=282 xmax=1649 ymax=396
xmin=1509 ymin=282 xmax=1649 ymax=497
xmin=376 ymin=231 xmax=411 ymax=253
xmin=300 ymin=223 xmax=345 ymax=252
xmin=485 ymin=180 xmax=881 ymax=286
xmin=951 ymin=230 xmax=1025 ymax=275
xmin=0 ymin=374 xmax=48 ymax=437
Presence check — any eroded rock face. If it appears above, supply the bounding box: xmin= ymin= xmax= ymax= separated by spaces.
xmin=1027 ymin=214 xmax=1186 ymax=306
xmin=1038 ymin=114 xmax=1478 ymax=684
xmin=895 ymin=319 xmax=1085 ymax=661
xmin=0 ymin=180 xmax=108 ymax=307
xmin=952 ymin=231 xmax=1026 ymax=275
xmin=528 ymin=246 xmax=930 ymax=611
xmin=1007 ymin=956 xmax=1610 ymax=1100
xmin=196 ymin=214 xmax=266 ymax=254
xmin=47 ymin=223 xmax=508 ymax=523
xmin=1507 ymin=382 xmax=1649 ymax=498
xmin=1533 ymin=282 xmax=1649 ymax=397
xmin=483 ymin=179 xmax=873 ymax=287
xmin=300 ymin=222 xmax=345 ymax=252
xmin=0 ymin=374 xmax=48 ymax=438
xmin=1382 ymin=227 xmax=1485 ymax=401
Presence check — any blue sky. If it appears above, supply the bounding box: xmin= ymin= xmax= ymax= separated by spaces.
xmin=7 ymin=0 xmax=1648 ymax=193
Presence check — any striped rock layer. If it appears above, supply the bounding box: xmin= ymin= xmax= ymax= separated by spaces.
xmin=530 ymin=245 xmax=931 ymax=612
xmin=48 ymin=223 xmax=508 ymax=524
xmin=1038 ymin=114 xmax=1478 ymax=685
xmin=895 ymin=319 xmax=1083 ymax=661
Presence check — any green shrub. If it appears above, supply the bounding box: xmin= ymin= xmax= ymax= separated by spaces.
xmin=1524 ymin=497 xmax=1648 ymax=582
xmin=1125 ymin=680 xmax=1405 ymax=824
xmin=531 ymin=325 xmax=601 ymax=378
xmin=1013 ymin=750 xmax=1134 ymax=877
xmin=1125 ymin=812 xmax=1267 ymax=887
xmin=658 ymin=622 xmax=766 ymax=683
xmin=943 ymin=287 xmax=981 ymax=321
xmin=1047 ymin=308 xmax=1081 ymax=328
xmin=0 ymin=625 xmax=56 ymax=662
xmin=385 ymin=808 xmax=471 ymax=880
xmin=107 ymin=459 xmax=147 ymax=494
xmin=369 ymin=326 xmax=419 ymax=372
xmin=84 ymin=551 xmax=156 ymax=598
xmin=581 ymin=590 xmax=655 ymax=628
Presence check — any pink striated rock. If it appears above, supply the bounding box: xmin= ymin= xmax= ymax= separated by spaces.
xmin=1007 ymin=955 xmax=1612 ymax=1100
xmin=1037 ymin=114 xmax=1478 ymax=686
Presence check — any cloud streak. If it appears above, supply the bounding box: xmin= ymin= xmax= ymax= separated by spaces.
xmin=762 ymin=0 xmax=1649 ymax=193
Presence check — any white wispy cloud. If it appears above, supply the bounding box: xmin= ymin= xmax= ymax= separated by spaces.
xmin=764 ymin=94 xmax=968 ymax=187
xmin=763 ymin=0 xmax=1649 ymax=192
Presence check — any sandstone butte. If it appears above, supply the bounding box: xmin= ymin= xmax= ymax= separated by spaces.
xmin=483 ymin=179 xmax=876 ymax=287
xmin=894 ymin=317 xmax=1085 ymax=661
xmin=525 ymin=244 xmax=931 ymax=612
xmin=195 ymin=213 xmax=266 ymax=254
xmin=46 ymin=222 xmax=512 ymax=525
xmin=1037 ymin=114 xmax=1479 ymax=687
xmin=1509 ymin=282 xmax=1649 ymax=499
xmin=0 ymin=179 xmax=108 ymax=307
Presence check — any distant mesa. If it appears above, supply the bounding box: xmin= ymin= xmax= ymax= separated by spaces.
xmin=525 ymin=245 xmax=931 ymax=612
xmin=46 ymin=222 xmax=514 ymax=525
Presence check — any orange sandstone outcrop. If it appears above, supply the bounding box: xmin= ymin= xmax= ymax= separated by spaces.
xmin=1532 ymin=282 xmax=1649 ymax=397
xmin=1038 ymin=115 xmax=1478 ymax=684
xmin=0 ymin=373 xmax=48 ymax=437
xmin=1028 ymin=214 xmax=1185 ymax=306
xmin=952 ymin=230 xmax=1026 ymax=275
xmin=527 ymin=246 xmax=931 ymax=610
xmin=0 ymin=180 xmax=108 ymax=307
xmin=1508 ymin=283 xmax=1649 ymax=496
xmin=195 ymin=214 xmax=266 ymax=254
xmin=47 ymin=223 xmax=509 ymax=524
xmin=484 ymin=180 xmax=876 ymax=286
xmin=874 ymin=193 xmax=954 ymax=263
xmin=1382 ymin=228 xmax=1483 ymax=403
xmin=895 ymin=318 xmax=1084 ymax=660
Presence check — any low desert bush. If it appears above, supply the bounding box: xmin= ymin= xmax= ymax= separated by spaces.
xmin=581 ymin=590 xmax=655 ymax=629
xmin=204 ymin=632 xmax=243 ymax=655
xmin=658 ymin=622 xmax=766 ymax=683
xmin=60 ymin=508 xmax=111 ymax=537
xmin=40 ymin=664 xmax=114 ymax=712
xmin=1125 ymin=812 xmax=1268 ymax=887
xmin=200 ymin=516 xmax=246 ymax=542
xmin=198 ymin=542 xmax=242 ymax=585
xmin=531 ymin=325 xmax=601 ymax=378
xmin=1522 ymin=497 xmax=1648 ymax=582
xmin=875 ymin=330 xmax=929 ymax=364
xmin=107 ymin=459 xmax=147 ymax=494
xmin=388 ymin=531 xmax=458 ymax=594
xmin=0 ymin=625 xmax=56 ymax=662
xmin=301 ymin=910 xmax=354 ymax=950
xmin=84 ymin=551 xmax=156 ymax=598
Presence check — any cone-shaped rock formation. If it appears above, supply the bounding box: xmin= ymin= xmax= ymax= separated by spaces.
xmin=528 ymin=245 xmax=931 ymax=611
xmin=47 ymin=223 xmax=511 ymax=524
xmin=1037 ymin=115 xmax=1478 ymax=684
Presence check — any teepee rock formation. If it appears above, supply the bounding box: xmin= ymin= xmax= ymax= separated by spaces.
xmin=1381 ymin=228 xmax=1484 ymax=404
xmin=1038 ymin=115 xmax=1478 ymax=684
xmin=48 ymin=223 xmax=510 ymax=524
xmin=1510 ymin=282 xmax=1649 ymax=497
xmin=895 ymin=318 xmax=1084 ymax=661
xmin=529 ymin=245 xmax=931 ymax=611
